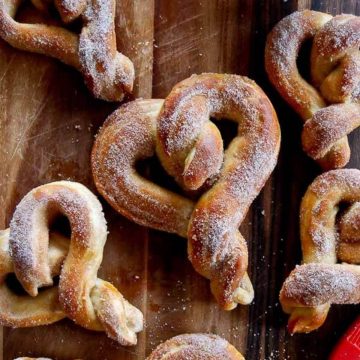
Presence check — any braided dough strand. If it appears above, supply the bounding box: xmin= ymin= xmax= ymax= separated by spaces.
xmin=311 ymin=14 xmax=360 ymax=102
xmin=280 ymin=169 xmax=360 ymax=333
xmin=1 ymin=181 xmax=143 ymax=346
xmin=265 ymin=10 xmax=360 ymax=170
xmin=280 ymin=263 xmax=360 ymax=333
xmin=0 ymin=0 xmax=134 ymax=101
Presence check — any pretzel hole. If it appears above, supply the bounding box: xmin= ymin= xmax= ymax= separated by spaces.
xmin=50 ymin=215 xmax=71 ymax=238
xmin=4 ymin=215 xmax=70 ymax=296
xmin=211 ymin=118 xmax=238 ymax=150
xmin=335 ymin=201 xmax=354 ymax=224
xmin=15 ymin=1 xmax=82 ymax=33
xmin=296 ymin=38 xmax=313 ymax=83
xmin=136 ymin=156 xmax=188 ymax=196
xmin=5 ymin=274 xmax=60 ymax=296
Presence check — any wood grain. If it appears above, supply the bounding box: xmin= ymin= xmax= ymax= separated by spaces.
xmin=0 ymin=0 xmax=359 ymax=359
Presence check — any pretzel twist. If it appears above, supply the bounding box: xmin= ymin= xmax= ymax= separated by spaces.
xmin=92 ymin=73 xmax=280 ymax=310
xmin=0 ymin=181 xmax=143 ymax=345
xmin=146 ymin=333 xmax=245 ymax=360
xmin=265 ymin=10 xmax=360 ymax=170
xmin=0 ymin=0 xmax=134 ymax=101
xmin=280 ymin=169 xmax=360 ymax=333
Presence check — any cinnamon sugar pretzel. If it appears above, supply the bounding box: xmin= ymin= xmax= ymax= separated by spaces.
xmin=0 ymin=181 xmax=143 ymax=345
xmin=147 ymin=333 xmax=245 ymax=360
xmin=0 ymin=0 xmax=134 ymax=101
xmin=265 ymin=10 xmax=360 ymax=170
xmin=280 ymin=169 xmax=360 ymax=333
xmin=92 ymin=73 xmax=281 ymax=310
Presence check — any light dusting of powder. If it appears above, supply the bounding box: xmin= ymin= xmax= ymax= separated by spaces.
xmin=8 ymin=182 xmax=107 ymax=308
xmin=265 ymin=10 xmax=328 ymax=111
xmin=79 ymin=0 xmax=113 ymax=90
xmin=302 ymin=170 xmax=360 ymax=259
xmin=283 ymin=264 xmax=360 ymax=306
xmin=148 ymin=333 xmax=242 ymax=360
xmin=163 ymin=74 xmax=280 ymax=304
xmin=313 ymin=15 xmax=360 ymax=57
xmin=303 ymin=103 xmax=360 ymax=159
xmin=92 ymin=102 xmax=194 ymax=236
xmin=340 ymin=203 xmax=360 ymax=241
xmin=266 ymin=9 xmax=360 ymax=136
xmin=310 ymin=169 xmax=360 ymax=197
xmin=60 ymin=0 xmax=80 ymax=14
xmin=78 ymin=0 xmax=133 ymax=99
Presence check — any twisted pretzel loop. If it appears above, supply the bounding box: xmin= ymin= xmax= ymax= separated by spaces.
xmin=265 ymin=10 xmax=360 ymax=170
xmin=0 ymin=181 xmax=143 ymax=345
xmin=280 ymin=169 xmax=360 ymax=333
xmin=0 ymin=0 xmax=134 ymax=101
xmin=92 ymin=73 xmax=280 ymax=310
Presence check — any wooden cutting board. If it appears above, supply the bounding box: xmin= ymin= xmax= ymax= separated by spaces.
xmin=0 ymin=0 xmax=359 ymax=359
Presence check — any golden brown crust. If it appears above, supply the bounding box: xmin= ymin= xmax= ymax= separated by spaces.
xmin=0 ymin=0 xmax=134 ymax=101
xmin=147 ymin=334 xmax=245 ymax=360
xmin=302 ymin=104 xmax=360 ymax=169
xmin=157 ymin=74 xmax=280 ymax=309
xmin=265 ymin=10 xmax=360 ymax=170
xmin=311 ymin=14 xmax=360 ymax=102
xmin=280 ymin=169 xmax=360 ymax=333
xmin=0 ymin=181 xmax=143 ymax=345
xmin=91 ymin=99 xmax=194 ymax=238
xmin=92 ymin=73 xmax=280 ymax=309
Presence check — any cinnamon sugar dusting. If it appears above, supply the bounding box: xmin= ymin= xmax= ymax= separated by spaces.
xmin=282 ymin=264 xmax=360 ymax=306
xmin=313 ymin=15 xmax=360 ymax=56
xmin=147 ymin=333 xmax=244 ymax=360
xmin=0 ymin=0 xmax=134 ymax=100
xmin=92 ymin=74 xmax=280 ymax=308
xmin=301 ymin=169 xmax=360 ymax=260
xmin=266 ymin=10 xmax=359 ymax=168
xmin=1 ymin=181 xmax=142 ymax=344
xmin=303 ymin=104 xmax=360 ymax=158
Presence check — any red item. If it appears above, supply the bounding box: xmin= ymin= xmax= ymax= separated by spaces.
xmin=330 ymin=316 xmax=360 ymax=360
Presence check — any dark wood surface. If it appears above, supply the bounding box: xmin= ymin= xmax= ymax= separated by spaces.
xmin=0 ymin=0 xmax=359 ymax=359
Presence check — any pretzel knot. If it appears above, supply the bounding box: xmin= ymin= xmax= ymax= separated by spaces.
xmin=92 ymin=73 xmax=280 ymax=310
xmin=146 ymin=333 xmax=245 ymax=360
xmin=280 ymin=169 xmax=360 ymax=333
xmin=0 ymin=0 xmax=134 ymax=101
xmin=265 ymin=10 xmax=360 ymax=170
xmin=0 ymin=181 xmax=143 ymax=345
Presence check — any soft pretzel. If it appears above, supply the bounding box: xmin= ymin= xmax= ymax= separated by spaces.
xmin=0 ymin=181 xmax=143 ymax=345
xmin=147 ymin=333 xmax=245 ymax=360
xmin=280 ymin=169 xmax=360 ymax=333
xmin=92 ymin=73 xmax=281 ymax=310
xmin=265 ymin=10 xmax=360 ymax=170
xmin=0 ymin=0 xmax=134 ymax=101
